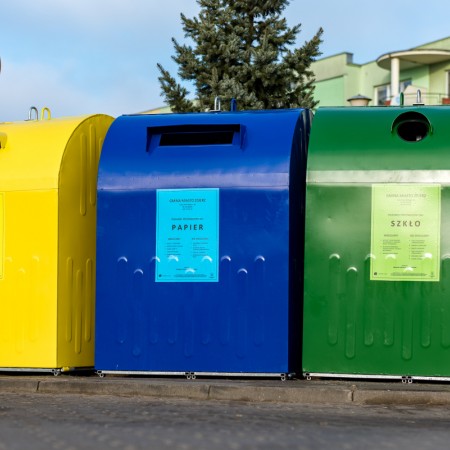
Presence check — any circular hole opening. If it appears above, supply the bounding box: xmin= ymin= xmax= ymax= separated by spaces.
xmin=392 ymin=112 xmax=431 ymax=142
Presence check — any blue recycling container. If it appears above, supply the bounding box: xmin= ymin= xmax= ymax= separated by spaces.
xmin=95 ymin=108 xmax=311 ymax=378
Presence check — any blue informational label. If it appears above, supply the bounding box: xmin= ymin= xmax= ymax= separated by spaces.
xmin=156 ymin=189 xmax=219 ymax=282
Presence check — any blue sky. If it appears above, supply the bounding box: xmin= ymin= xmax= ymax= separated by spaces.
xmin=0 ymin=0 xmax=449 ymax=121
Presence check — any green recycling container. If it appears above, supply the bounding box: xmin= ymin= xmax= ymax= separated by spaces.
xmin=303 ymin=106 xmax=450 ymax=381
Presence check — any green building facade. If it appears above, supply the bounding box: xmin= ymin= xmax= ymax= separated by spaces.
xmin=313 ymin=36 xmax=450 ymax=107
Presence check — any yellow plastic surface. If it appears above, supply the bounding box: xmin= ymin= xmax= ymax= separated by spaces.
xmin=0 ymin=191 xmax=58 ymax=367
xmin=0 ymin=193 xmax=3 ymax=279
xmin=0 ymin=114 xmax=113 ymax=369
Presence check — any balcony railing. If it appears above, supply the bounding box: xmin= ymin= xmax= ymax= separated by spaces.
xmin=382 ymin=93 xmax=450 ymax=106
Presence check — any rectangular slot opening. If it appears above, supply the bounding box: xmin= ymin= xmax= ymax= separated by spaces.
xmin=147 ymin=124 xmax=241 ymax=151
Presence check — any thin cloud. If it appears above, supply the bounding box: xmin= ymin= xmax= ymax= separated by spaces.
xmin=1 ymin=0 xmax=450 ymax=121
xmin=0 ymin=60 xmax=158 ymax=120
xmin=2 ymin=0 xmax=199 ymax=34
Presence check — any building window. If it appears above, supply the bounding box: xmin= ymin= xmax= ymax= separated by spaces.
xmin=375 ymin=84 xmax=390 ymax=105
xmin=376 ymin=80 xmax=412 ymax=105
xmin=400 ymin=79 xmax=412 ymax=92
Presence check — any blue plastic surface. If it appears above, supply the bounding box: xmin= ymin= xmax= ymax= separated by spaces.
xmin=95 ymin=109 xmax=311 ymax=375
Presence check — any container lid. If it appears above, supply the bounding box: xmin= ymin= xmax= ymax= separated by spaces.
xmin=307 ymin=106 xmax=450 ymax=174
xmin=99 ymin=109 xmax=309 ymax=190
xmin=0 ymin=114 xmax=113 ymax=191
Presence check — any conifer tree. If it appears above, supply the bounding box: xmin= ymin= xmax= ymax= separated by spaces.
xmin=157 ymin=0 xmax=323 ymax=112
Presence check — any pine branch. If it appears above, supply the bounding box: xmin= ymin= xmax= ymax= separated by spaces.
xmin=157 ymin=63 xmax=196 ymax=112
xmin=156 ymin=1 xmax=324 ymax=110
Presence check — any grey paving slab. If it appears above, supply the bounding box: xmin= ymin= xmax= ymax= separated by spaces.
xmin=0 ymin=373 xmax=449 ymax=407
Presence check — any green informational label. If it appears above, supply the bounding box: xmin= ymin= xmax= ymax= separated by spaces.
xmin=371 ymin=184 xmax=441 ymax=282
xmin=156 ymin=188 xmax=219 ymax=282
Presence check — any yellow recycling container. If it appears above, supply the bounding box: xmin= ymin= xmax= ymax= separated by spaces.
xmin=0 ymin=111 xmax=113 ymax=373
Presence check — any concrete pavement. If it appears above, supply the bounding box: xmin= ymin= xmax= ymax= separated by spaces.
xmin=2 ymin=374 xmax=450 ymax=406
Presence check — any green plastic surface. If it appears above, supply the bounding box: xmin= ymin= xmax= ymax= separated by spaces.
xmin=303 ymin=106 xmax=450 ymax=377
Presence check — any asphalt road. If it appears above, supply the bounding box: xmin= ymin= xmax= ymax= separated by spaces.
xmin=0 ymin=392 xmax=450 ymax=449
